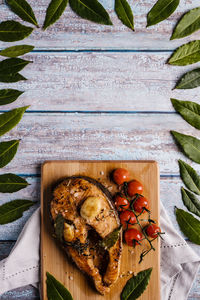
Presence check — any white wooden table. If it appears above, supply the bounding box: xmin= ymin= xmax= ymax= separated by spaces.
xmin=0 ymin=0 xmax=200 ymax=299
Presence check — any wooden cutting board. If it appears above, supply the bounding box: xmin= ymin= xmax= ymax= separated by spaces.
xmin=41 ymin=160 xmax=160 ymax=300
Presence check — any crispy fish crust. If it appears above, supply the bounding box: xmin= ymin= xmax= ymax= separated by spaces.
xmin=50 ymin=176 xmax=122 ymax=294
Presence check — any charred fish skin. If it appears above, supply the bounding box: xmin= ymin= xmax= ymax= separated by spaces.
xmin=50 ymin=176 xmax=122 ymax=294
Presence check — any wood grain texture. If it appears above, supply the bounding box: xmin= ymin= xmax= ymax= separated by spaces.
xmin=0 ymin=0 xmax=199 ymax=50
xmin=0 ymin=0 xmax=199 ymax=298
xmin=41 ymin=161 xmax=160 ymax=300
xmin=1 ymin=52 xmax=200 ymax=112
xmin=0 ymin=113 xmax=199 ymax=175
xmin=0 ymin=285 xmax=39 ymax=300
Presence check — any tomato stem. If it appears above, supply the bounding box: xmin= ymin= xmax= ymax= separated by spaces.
xmin=128 ymin=206 xmax=161 ymax=263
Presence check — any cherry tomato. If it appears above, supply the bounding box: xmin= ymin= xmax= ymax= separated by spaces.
xmin=133 ymin=195 xmax=149 ymax=213
xmin=120 ymin=210 xmax=137 ymax=229
xmin=114 ymin=195 xmax=130 ymax=211
xmin=146 ymin=224 xmax=161 ymax=238
xmin=112 ymin=168 xmax=130 ymax=185
xmin=124 ymin=228 xmax=143 ymax=247
xmin=127 ymin=180 xmax=143 ymax=197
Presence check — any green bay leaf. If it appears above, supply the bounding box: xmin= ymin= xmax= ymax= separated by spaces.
xmin=0 ymin=89 xmax=24 ymax=105
xmin=0 ymin=58 xmax=32 ymax=75
xmin=43 ymin=0 xmax=68 ymax=30
xmin=0 ymin=20 xmax=33 ymax=42
xmin=181 ymin=187 xmax=200 ymax=218
xmin=0 ymin=45 xmax=34 ymax=58
xmin=0 ymin=106 xmax=29 ymax=137
xmin=6 ymin=0 xmax=38 ymax=27
xmin=147 ymin=0 xmax=179 ymax=27
xmin=175 ymin=208 xmax=200 ymax=245
xmin=0 ymin=140 xmax=20 ymax=168
xmin=171 ymin=98 xmax=200 ymax=129
xmin=0 ymin=199 xmax=35 ymax=224
xmin=0 ymin=73 xmax=27 ymax=83
xmin=46 ymin=272 xmax=73 ymax=300
xmin=115 ymin=0 xmax=134 ymax=31
xmin=175 ymin=68 xmax=200 ymax=89
xmin=171 ymin=131 xmax=200 ymax=163
xmin=54 ymin=213 xmax=65 ymax=242
xmin=99 ymin=226 xmax=121 ymax=250
xmin=179 ymin=160 xmax=200 ymax=195
xmin=121 ymin=268 xmax=152 ymax=300
xmin=169 ymin=40 xmax=200 ymax=66
xmin=69 ymin=0 xmax=112 ymax=25
xmin=0 ymin=173 xmax=29 ymax=193
xmin=171 ymin=7 xmax=200 ymax=40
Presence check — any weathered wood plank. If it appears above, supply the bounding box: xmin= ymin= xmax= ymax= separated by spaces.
xmin=0 ymin=0 xmax=199 ymax=50
xmin=0 ymin=285 xmax=39 ymax=300
xmin=188 ymin=272 xmax=200 ymax=299
xmin=0 ymin=176 xmax=199 ymax=240
xmin=0 ymin=242 xmax=14 ymax=260
xmin=0 ymin=113 xmax=199 ymax=175
xmin=0 ymin=52 xmax=200 ymax=112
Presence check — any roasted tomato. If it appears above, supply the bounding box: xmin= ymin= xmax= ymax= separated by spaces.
xmin=112 ymin=168 xmax=130 ymax=185
xmin=127 ymin=180 xmax=143 ymax=197
xmin=132 ymin=195 xmax=149 ymax=213
xmin=114 ymin=195 xmax=129 ymax=211
xmin=124 ymin=228 xmax=143 ymax=247
xmin=146 ymin=224 xmax=161 ymax=238
xmin=119 ymin=210 xmax=137 ymax=229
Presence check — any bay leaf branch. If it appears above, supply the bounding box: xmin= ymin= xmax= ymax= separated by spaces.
xmin=171 ymin=98 xmax=200 ymax=129
xmin=69 ymin=0 xmax=112 ymax=25
xmin=0 ymin=20 xmax=33 ymax=42
xmin=174 ymin=68 xmax=200 ymax=89
xmin=0 ymin=140 xmax=20 ymax=168
xmin=0 ymin=89 xmax=24 ymax=105
xmin=0 ymin=173 xmax=29 ymax=193
xmin=168 ymin=40 xmax=200 ymax=66
xmin=181 ymin=187 xmax=200 ymax=217
xmin=147 ymin=0 xmax=179 ymax=27
xmin=171 ymin=131 xmax=200 ymax=163
xmin=43 ymin=0 xmax=68 ymax=30
xmin=46 ymin=272 xmax=73 ymax=300
xmin=6 ymin=0 xmax=38 ymax=27
xmin=0 ymin=45 xmax=34 ymax=58
xmin=179 ymin=160 xmax=200 ymax=195
xmin=171 ymin=7 xmax=200 ymax=40
xmin=115 ymin=0 xmax=134 ymax=31
xmin=0 ymin=106 xmax=29 ymax=137
xmin=0 ymin=199 xmax=35 ymax=224
xmin=175 ymin=207 xmax=200 ymax=245
xmin=121 ymin=268 xmax=152 ymax=300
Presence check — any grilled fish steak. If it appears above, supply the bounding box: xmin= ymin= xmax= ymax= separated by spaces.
xmin=50 ymin=176 xmax=122 ymax=295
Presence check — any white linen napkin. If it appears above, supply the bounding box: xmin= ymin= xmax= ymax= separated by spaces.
xmin=0 ymin=203 xmax=199 ymax=299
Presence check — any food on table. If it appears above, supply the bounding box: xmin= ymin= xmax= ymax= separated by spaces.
xmin=124 ymin=228 xmax=143 ymax=246
xmin=132 ymin=195 xmax=149 ymax=213
xmin=112 ymin=168 xmax=130 ymax=185
xmin=127 ymin=179 xmax=143 ymax=196
xmin=114 ymin=194 xmax=130 ymax=211
xmin=49 ymin=166 xmax=162 ymax=295
xmin=146 ymin=224 xmax=161 ymax=238
xmin=50 ymin=176 xmax=122 ymax=295
xmin=111 ymin=167 xmax=162 ymax=262
xmin=119 ymin=210 xmax=137 ymax=229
